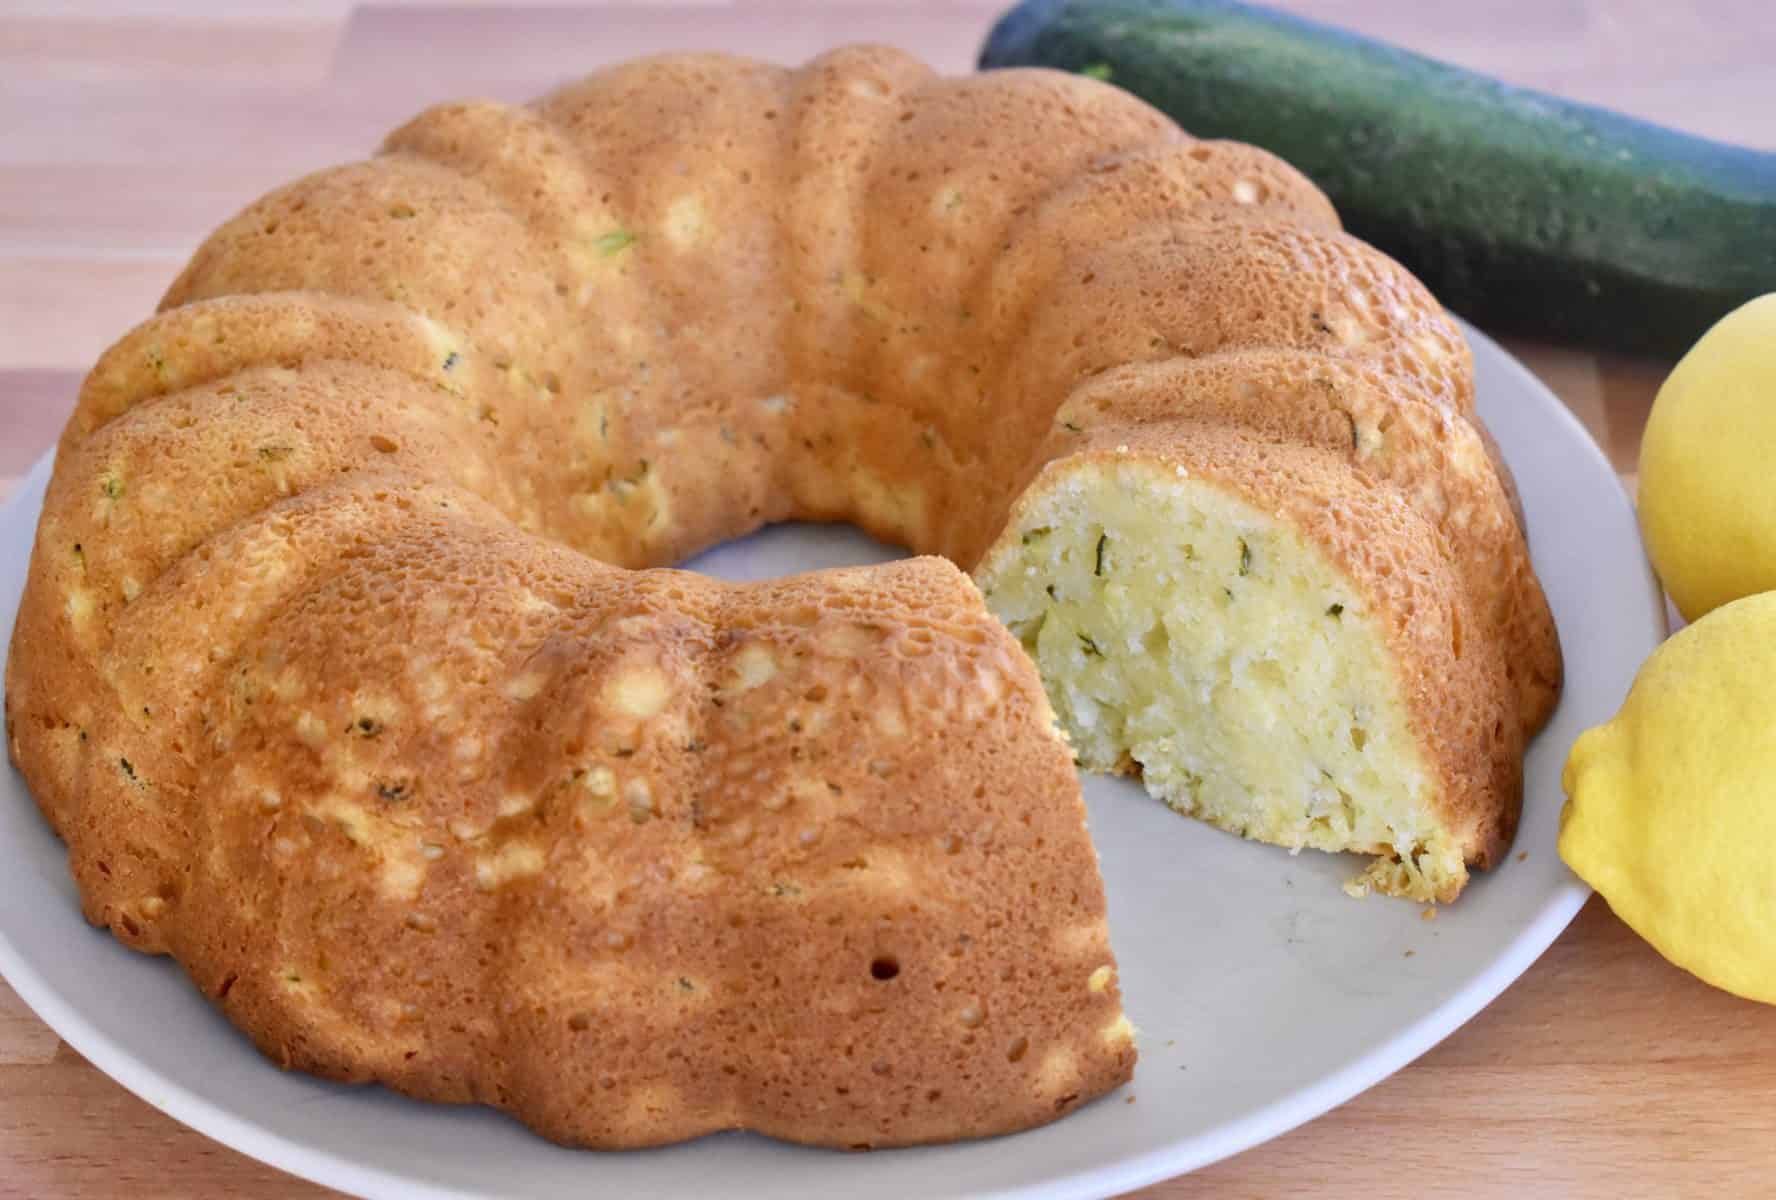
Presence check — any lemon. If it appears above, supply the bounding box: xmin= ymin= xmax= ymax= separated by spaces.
xmin=1560 ymin=591 xmax=1776 ymax=1004
xmin=1638 ymin=294 xmax=1776 ymax=622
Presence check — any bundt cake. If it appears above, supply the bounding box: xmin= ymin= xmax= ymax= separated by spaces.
xmin=5 ymin=45 xmax=1560 ymax=1147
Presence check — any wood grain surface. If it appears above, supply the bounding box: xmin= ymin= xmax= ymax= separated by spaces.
xmin=1 ymin=3 xmax=1772 ymax=1196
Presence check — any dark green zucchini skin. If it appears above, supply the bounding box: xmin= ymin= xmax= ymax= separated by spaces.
xmin=981 ymin=0 xmax=1776 ymax=357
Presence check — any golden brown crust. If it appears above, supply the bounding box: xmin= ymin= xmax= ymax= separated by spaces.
xmin=8 ymin=46 xmax=1557 ymax=1147
xmin=10 ymin=472 xmax=1132 ymax=1146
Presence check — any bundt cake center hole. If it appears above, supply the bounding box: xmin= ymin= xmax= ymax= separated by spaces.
xmin=678 ymin=520 xmax=907 ymax=583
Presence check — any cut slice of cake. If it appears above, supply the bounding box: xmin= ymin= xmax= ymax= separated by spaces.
xmin=976 ymin=426 xmax=1519 ymax=902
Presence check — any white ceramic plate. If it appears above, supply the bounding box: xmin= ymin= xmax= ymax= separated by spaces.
xmin=0 ymin=321 xmax=1664 ymax=1199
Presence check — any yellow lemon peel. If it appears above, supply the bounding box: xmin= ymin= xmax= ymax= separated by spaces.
xmin=1561 ymin=591 xmax=1776 ymax=1004
xmin=1638 ymin=293 xmax=1776 ymax=622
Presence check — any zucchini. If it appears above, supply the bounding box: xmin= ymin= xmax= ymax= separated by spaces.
xmin=981 ymin=0 xmax=1776 ymax=357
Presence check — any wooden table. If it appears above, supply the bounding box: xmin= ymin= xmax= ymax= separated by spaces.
xmin=2 ymin=2 xmax=1772 ymax=1196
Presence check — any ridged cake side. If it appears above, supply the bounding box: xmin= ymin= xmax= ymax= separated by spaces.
xmin=9 ymin=469 xmax=1134 ymax=1147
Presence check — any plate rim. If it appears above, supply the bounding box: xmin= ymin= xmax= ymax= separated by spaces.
xmin=0 ymin=318 xmax=1655 ymax=1199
